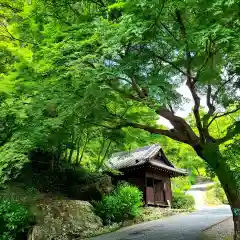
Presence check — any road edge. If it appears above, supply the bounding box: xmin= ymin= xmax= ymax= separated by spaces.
xmin=202 ymin=216 xmax=232 ymax=232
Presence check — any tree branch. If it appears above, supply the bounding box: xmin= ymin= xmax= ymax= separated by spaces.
xmin=216 ymin=121 xmax=240 ymax=144
xmin=67 ymin=3 xmax=81 ymax=18
xmin=168 ymin=104 xmax=175 ymax=114
xmin=109 ymin=76 xmax=201 ymax=146
xmin=126 ymin=122 xmax=191 ymax=143
xmin=0 ymin=33 xmax=37 ymax=45
xmin=156 ymin=107 xmax=200 ymax=145
xmin=175 ymin=10 xmax=205 ymax=143
xmin=108 ymin=82 xmax=145 ymax=103
xmin=201 ymin=84 xmax=216 ymax=141
xmin=195 ymin=37 xmax=218 ymax=82
xmin=203 ymin=84 xmax=215 ymax=128
xmin=206 ymin=84 xmax=212 ymax=110
xmin=130 ymin=76 xmax=146 ymax=98
xmin=93 ymin=0 xmax=105 ymax=7
xmin=195 ymin=50 xmax=210 ymax=81
xmin=154 ymin=53 xmax=191 ymax=78
xmin=0 ymin=2 xmax=21 ymax=12
xmin=212 ymin=77 xmax=235 ymax=104
xmin=208 ymin=106 xmax=240 ymax=128
xmin=187 ymin=73 xmax=205 ymax=144
xmin=0 ymin=22 xmax=38 ymax=45
xmin=45 ymin=13 xmax=72 ymax=26
xmin=158 ymin=21 xmax=181 ymax=45
xmin=108 ymin=85 xmax=201 ymax=147
xmin=112 ymin=85 xmax=200 ymax=146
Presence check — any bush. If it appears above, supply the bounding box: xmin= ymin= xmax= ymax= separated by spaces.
xmin=172 ymin=177 xmax=192 ymax=192
xmin=94 ymin=183 xmax=143 ymax=225
xmin=215 ymin=183 xmax=228 ymax=204
xmin=0 ymin=199 xmax=33 ymax=240
xmin=19 ymin=157 xmax=112 ymax=200
xmin=204 ymin=188 xmax=221 ymax=205
xmin=172 ymin=192 xmax=195 ymax=210
xmin=204 ymin=183 xmax=228 ymax=205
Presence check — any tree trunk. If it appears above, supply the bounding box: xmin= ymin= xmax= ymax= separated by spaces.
xmin=68 ymin=148 xmax=74 ymax=162
xmin=195 ymin=144 xmax=240 ymax=240
xmin=97 ymin=140 xmax=112 ymax=170
xmin=75 ymin=137 xmax=81 ymax=164
xmin=218 ymin=168 xmax=240 ymax=240
xmin=79 ymin=137 xmax=88 ymax=164
xmin=232 ymin=204 xmax=240 ymax=240
xmin=63 ymin=149 xmax=68 ymax=160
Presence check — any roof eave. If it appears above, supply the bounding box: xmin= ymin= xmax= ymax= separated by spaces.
xmin=170 ymin=171 xmax=188 ymax=177
xmin=147 ymin=162 xmax=188 ymax=176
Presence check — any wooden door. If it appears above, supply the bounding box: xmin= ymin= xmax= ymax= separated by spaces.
xmin=154 ymin=180 xmax=166 ymax=204
xmin=146 ymin=177 xmax=154 ymax=204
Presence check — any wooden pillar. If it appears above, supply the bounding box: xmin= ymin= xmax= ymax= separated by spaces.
xmin=144 ymin=171 xmax=147 ymax=206
xmin=153 ymin=170 xmax=155 ymax=205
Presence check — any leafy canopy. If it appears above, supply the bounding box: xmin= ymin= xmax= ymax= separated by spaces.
xmin=0 ymin=0 xmax=239 ymax=185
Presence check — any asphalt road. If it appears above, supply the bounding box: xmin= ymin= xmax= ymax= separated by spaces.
xmin=90 ymin=206 xmax=232 ymax=240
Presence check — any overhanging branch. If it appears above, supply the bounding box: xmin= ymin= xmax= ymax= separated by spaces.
xmin=216 ymin=121 xmax=240 ymax=144
xmin=156 ymin=107 xmax=200 ymax=145
xmin=154 ymin=54 xmax=191 ymax=78
xmin=126 ymin=122 xmax=191 ymax=143
xmin=212 ymin=77 xmax=235 ymax=104
xmin=0 ymin=22 xmax=38 ymax=45
xmin=208 ymin=106 xmax=240 ymax=128
xmin=130 ymin=76 xmax=146 ymax=98
xmin=0 ymin=2 xmax=21 ymax=12
xmin=158 ymin=21 xmax=181 ymax=45
xmin=195 ymin=37 xmax=218 ymax=83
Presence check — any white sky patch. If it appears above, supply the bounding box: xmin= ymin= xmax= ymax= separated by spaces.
xmin=157 ymin=83 xmax=207 ymax=129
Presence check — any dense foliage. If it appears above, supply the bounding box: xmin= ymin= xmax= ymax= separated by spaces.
xmin=172 ymin=192 xmax=195 ymax=210
xmin=16 ymin=157 xmax=112 ymax=200
xmin=171 ymin=176 xmax=192 ymax=193
xmin=94 ymin=183 xmax=143 ymax=225
xmin=0 ymin=199 xmax=33 ymax=240
xmin=0 ymin=0 xmax=238 ymax=183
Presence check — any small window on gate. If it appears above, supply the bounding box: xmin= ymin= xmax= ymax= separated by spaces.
xmin=146 ymin=177 xmax=153 ymax=187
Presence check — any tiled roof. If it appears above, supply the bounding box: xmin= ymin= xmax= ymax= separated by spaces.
xmin=108 ymin=144 xmax=187 ymax=175
xmin=108 ymin=144 xmax=161 ymax=169
xmin=149 ymin=159 xmax=187 ymax=175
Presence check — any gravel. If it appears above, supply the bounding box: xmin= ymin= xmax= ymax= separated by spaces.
xmin=200 ymin=217 xmax=233 ymax=240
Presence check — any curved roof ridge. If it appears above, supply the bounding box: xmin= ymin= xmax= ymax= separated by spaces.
xmin=108 ymin=144 xmax=162 ymax=169
xmin=107 ymin=144 xmax=187 ymax=176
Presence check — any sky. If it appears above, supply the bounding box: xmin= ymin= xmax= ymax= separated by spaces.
xmin=158 ymin=83 xmax=206 ymax=128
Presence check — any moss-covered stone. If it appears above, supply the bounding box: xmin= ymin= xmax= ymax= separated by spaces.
xmin=28 ymin=200 xmax=103 ymax=240
xmin=71 ymin=175 xmax=114 ymax=201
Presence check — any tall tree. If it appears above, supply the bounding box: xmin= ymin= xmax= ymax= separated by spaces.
xmin=80 ymin=0 xmax=240 ymax=237
xmin=97 ymin=0 xmax=240 ymax=237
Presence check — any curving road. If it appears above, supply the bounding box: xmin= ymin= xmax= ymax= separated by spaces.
xmin=90 ymin=206 xmax=231 ymax=240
